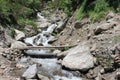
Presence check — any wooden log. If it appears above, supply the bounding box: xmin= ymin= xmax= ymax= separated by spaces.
xmin=0 ymin=44 xmax=77 ymax=52
xmin=18 ymin=44 xmax=77 ymax=50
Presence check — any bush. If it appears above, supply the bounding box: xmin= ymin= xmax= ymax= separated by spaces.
xmin=18 ymin=18 xmax=38 ymax=32
xmin=89 ymin=0 xmax=110 ymax=22
xmin=76 ymin=0 xmax=115 ymax=22
xmin=47 ymin=0 xmax=73 ymax=16
xmin=0 ymin=0 xmax=41 ymax=31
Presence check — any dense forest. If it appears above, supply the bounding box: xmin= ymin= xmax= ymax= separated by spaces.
xmin=0 ymin=0 xmax=120 ymax=29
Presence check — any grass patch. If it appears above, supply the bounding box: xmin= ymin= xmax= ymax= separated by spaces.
xmin=76 ymin=0 xmax=87 ymax=20
xmin=76 ymin=0 xmax=113 ymax=22
xmin=18 ymin=18 xmax=38 ymax=32
xmin=89 ymin=0 xmax=111 ymax=22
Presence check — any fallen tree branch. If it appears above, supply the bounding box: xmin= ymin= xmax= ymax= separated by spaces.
xmin=0 ymin=44 xmax=77 ymax=52
xmin=17 ymin=44 xmax=77 ymax=50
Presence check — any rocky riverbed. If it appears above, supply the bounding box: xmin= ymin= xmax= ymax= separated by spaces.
xmin=0 ymin=10 xmax=120 ymax=80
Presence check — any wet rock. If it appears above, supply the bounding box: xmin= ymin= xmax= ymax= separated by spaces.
xmin=62 ymin=42 xmax=95 ymax=71
xmin=15 ymin=29 xmax=25 ymax=40
xmin=22 ymin=64 xmax=37 ymax=79
xmin=37 ymin=74 xmax=49 ymax=80
xmin=31 ymin=58 xmax=61 ymax=75
xmin=24 ymin=24 xmax=57 ymax=46
xmin=16 ymin=57 xmax=31 ymax=68
xmin=37 ymin=12 xmax=45 ymax=19
xmin=11 ymin=41 xmax=27 ymax=49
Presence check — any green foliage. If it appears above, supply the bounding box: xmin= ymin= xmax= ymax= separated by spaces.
xmin=89 ymin=0 xmax=110 ymax=22
xmin=0 ymin=0 xmax=41 ymax=32
xmin=64 ymin=46 xmax=70 ymax=51
xmin=76 ymin=0 xmax=87 ymax=20
xmin=89 ymin=10 xmax=107 ymax=22
xmin=76 ymin=0 xmax=114 ymax=22
xmin=52 ymin=33 xmax=58 ymax=38
xmin=10 ymin=27 xmax=16 ymax=38
xmin=48 ymin=0 xmax=73 ymax=16
xmin=59 ymin=0 xmax=73 ymax=16
xmin=18 ymin=18 xmax=38 ymax=32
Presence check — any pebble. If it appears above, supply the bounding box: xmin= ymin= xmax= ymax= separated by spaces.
xmin=37 ymin=74 xmax=49 ymax=80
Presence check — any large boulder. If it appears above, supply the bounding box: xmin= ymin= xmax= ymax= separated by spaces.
xmin=11 ymin=41 xmax=27 ymax=49
xmin=62 ymin=42 xmax=95 ymax=71
xmin=15 ymin=29 xmax=25 ymax=40
xmin=22 ymin=64 xmax=37 ymax=79
xmin=94 ymin=22 xmax=116 ymax=35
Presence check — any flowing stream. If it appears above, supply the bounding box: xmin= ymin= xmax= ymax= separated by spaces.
xmin=22 ymin=13 xmax=82 ymax=80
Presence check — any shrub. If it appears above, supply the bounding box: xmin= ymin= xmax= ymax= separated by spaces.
xmin=89 ymin=0 xmax=110 ymax=22
xmin=18 ymin=18 xmax=38 ymax=32
xmin=76 ymin=0 xmax=114 ymax=22
xmin=0 ymin=0 xmax=41 ymax=31
xmin=47 ymin=0 xmax=73 ymax=16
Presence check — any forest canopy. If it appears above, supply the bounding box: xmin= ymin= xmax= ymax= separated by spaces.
xmin=0 ymin=0 xmax=120 ymax=27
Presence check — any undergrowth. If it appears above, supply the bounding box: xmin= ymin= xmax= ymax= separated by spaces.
xmin=47 ymin=0 xmax=73 ymax=16
xmin=76 ymin=0 xmax=87 ymax=20
xmin=89 ymin=0 xmax=111 ymax=22
xmin=76 ymin=0 xmax=119 ymax=22
xmin=18 ymin=18 xmax=38 ymax=32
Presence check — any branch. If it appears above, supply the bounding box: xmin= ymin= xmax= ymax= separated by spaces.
xmin=18 ymin=44 xmax=77 ymax=50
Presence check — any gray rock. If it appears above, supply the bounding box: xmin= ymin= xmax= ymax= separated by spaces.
xmin=11 ymin=41 xmax=27 ymax=49
xmin=106 ymin=11 xmax=115 ymax=20
xmin=26 ymin=79 xmax=37 ymax=80
xmin=36 ymin=21 xmax=51 ymax=30
xmin=22 ymin=64 xmax=37 ymax=79
xmin=55 ymin=19 xmax=67 ymax=33
xmin=53 ymin=49 xmax=61 ymax=55
xmin=37 ymin=74 xmax=49 ymax=80
xmin=94 ymin=23 xmax=115 ymax=34
xmin=15 ymin=29 xmax=25 ymax=40
xmin=62 ymin=42 xmax=95 ymax=71
xmin=57 ymin=48 xmax=74 ymax=59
